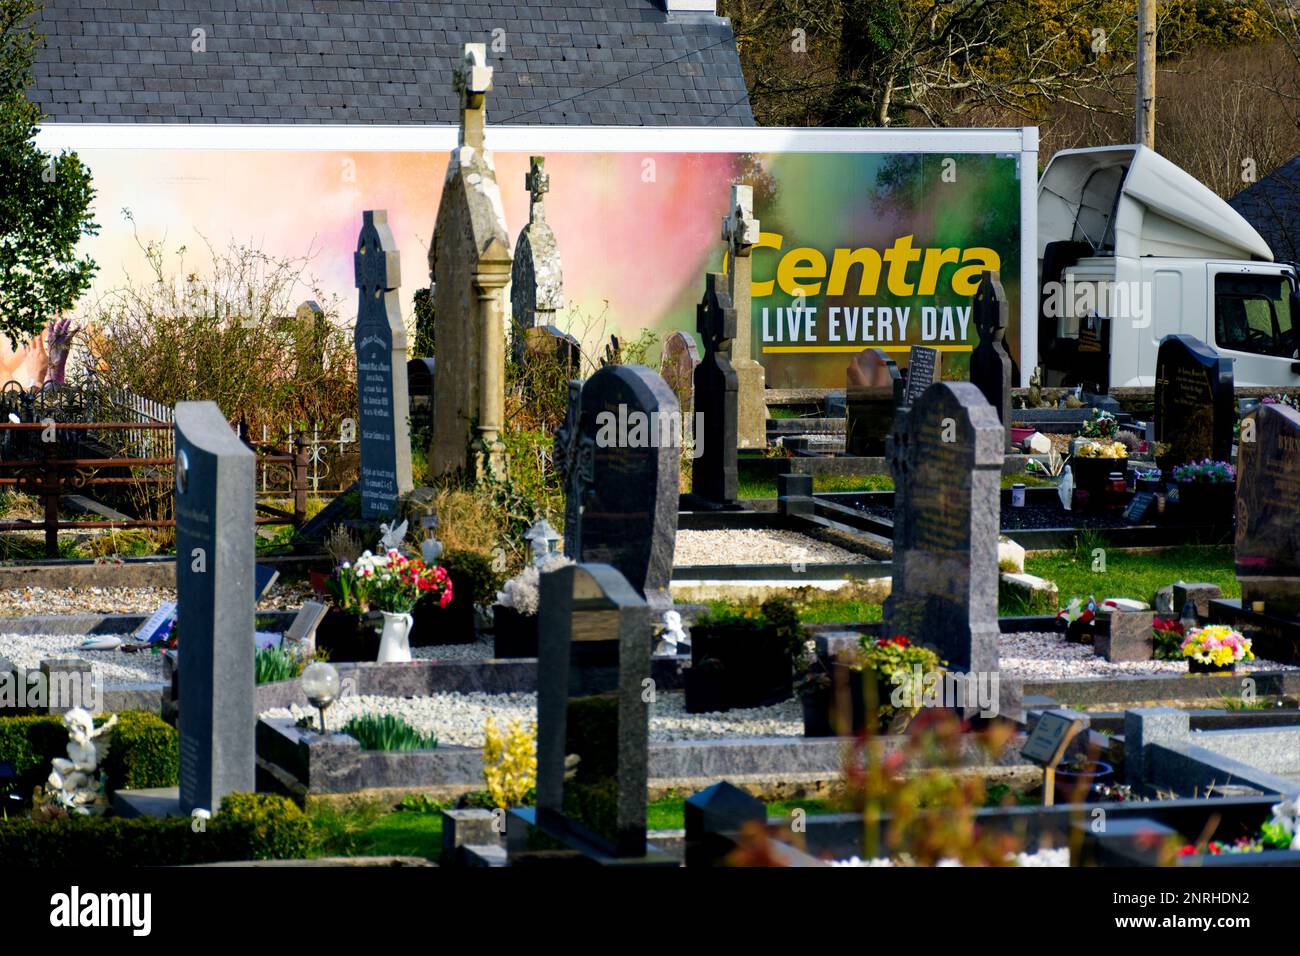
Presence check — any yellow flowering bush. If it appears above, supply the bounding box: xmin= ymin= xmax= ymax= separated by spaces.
xmin=482 ymin=716 xmax=537 ymax=809
xmin=1182 ymin=625 xmax=1253 ymax=668
xmin=1074 ymin=439 xmax=1127 ymax=459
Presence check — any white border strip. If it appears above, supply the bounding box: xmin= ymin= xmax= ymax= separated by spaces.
xmin=36 ymin=122 xmax=1035 ymax=155
xmin=1019 ymin=126 xmax=1040 ymax=387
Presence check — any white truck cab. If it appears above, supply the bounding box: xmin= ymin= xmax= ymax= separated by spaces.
xmin=1037 ymin=144 xmax=1298 ymax=388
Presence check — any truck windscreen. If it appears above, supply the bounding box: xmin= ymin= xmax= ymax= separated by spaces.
xmin=1214 ymin=273 xmax=1297 ymax=358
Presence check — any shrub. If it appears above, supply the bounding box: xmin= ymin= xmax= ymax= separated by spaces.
xmin=482 ymin=716 xmax=537 ymax=809
xmin=340 ymin=713 xmax=437 ymax=751
xmin=440 ymin=548 xmax=504 ymax=609
xmin=0 ymin=793 xmax=311 ymax=865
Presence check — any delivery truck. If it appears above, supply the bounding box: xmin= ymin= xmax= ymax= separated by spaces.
xmin=1037 ymin=143 xmax=1299 ymax=389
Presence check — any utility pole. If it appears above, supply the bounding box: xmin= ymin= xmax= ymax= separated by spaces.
xmin=1135 ymin=0 xmax=1156 ymax=148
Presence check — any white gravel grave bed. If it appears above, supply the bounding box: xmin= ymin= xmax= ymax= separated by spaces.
xmin=830 ymin=847 xmax=1069 ymax=867
xmin=674 ymin=529 xmax=867 ymax=567
xmin=262 ymin=690 xmax=803 ymax=747
xmin=0 ymin=583 xmax=314 ymax=617
xmin=0 ymin=633 xmax=165 ymax=687
xmin=999 ymin=631 xmax=1298 ymax=680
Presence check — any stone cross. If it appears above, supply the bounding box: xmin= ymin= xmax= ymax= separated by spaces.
xmin=721 ymin=184 xmax=766 ymax=450
xmin=692 ymin=272 xmax=739 ymax=505
xmin=430 ymin=43 xmax=512 ymax=481
xmin=511 ymin=157 xmax=564 ymax=366
xmin=534 ymin=562 xmax=652 ymax=859
xmin=174 ymin=401 xmax=255 ymax=815
xmin=353 ymin=210 xmax=414 ymax=517
xmin=968 ymin=270 xmax=1013 ymax=451
xmin=882 ymin=382 xmax=1003 ymax=675
xmin=454 ymin=42 xmax=492 ymax=150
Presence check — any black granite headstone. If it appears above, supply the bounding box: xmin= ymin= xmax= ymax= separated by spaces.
xmin=968 ymin=271 xmax=1013 ymax=451
xmin=692 ymin=272 xmax=739 ymax=505
xmin=174 ymin=401 xmax=256 ymax=814
xmin=354 ymin=210 xmax=413 ymax=518
xmin=904 ymin=345 xmax=941 ymax=406
xmin=1236 ymin=402 xmax=1300 ymax=615
xmin=555 ymin=365 xmax=681 ymax=610
xmin=535 ymin=562 xmax=651 ymax=858
xmin=882 ymin=382 xmax=1003 ymax=674
xmin=1154 ymin=334 xmax=1235 ymax=473
xmin=845 ymin=348 xmax=903 ymax=456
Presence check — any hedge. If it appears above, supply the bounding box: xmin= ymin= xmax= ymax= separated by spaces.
xmin=0 ymin=793 xmax=313 ymax=866
xmin=0 ymin=711 xmax=179 ymax=798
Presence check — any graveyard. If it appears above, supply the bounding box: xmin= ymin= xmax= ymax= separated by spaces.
xmin=1 ymin=29 xmax=1299 ymax=926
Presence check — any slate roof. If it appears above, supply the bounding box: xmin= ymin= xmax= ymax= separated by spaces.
xmin=1229 ymin=156 xmax=1300 ymax=264
xmin=30 ymin=0 xmax=754 ymax=126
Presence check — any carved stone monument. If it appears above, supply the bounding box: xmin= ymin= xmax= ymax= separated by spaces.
xmin=511 ymin=157 xmax=564 ymax=366
xmin=722 ymin=185 xmax=766 ymax=450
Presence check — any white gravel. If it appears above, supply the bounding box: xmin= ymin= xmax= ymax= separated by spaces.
xmin=0 ymin=632 xmax=164 ymax=687
xmin=0 ymin=583 xmax=313 ymax=617
xmin=410 ymin=639 xmax=495 ymax=663
xmin=262 ymin=690 xmax=803 ymax=747
xmin=674 ymin=529 xmax=867 ymax=566
xmin=999 ymin=631 xmax=1297 ymax=680
xmin=830 ymin=847 xmax=1070 ymax=867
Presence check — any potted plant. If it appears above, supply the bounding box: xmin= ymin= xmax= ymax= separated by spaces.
xmin=1182 ymin=624 xmax=1253 ymax=674
xmin=317 ymin=561 xmax=380 ymax=662
xmin=1053 ymin=752 xmax=1114 ymax=803
xmin=1056 ymin=596 xmax=1098 ymax=644
xmin=410 ymin=548 xmax=501 ymax=646
xmin=321 ymin=550 xmax=451 ymax=663
xmin=687 ymin=597 xmax=802 ymax=713
xmin=492 ymin=554 xmax=574 ymax=658
xmin=1070 ymin=439 xmax=1127 ymax=498
xmin=1171 ymin=459 xmax=1236 ymax=522
xmin=1151 ymin=616 xmax=1185 ymax=660
xmin=799 ymin=635 xmax=943 ymax=736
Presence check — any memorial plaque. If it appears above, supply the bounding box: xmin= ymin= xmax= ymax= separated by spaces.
xmin=1236 ymin=402 xmax=1300 ymax=615
xmin=1154 ymin=334 xmax=1234 ymax=472
xmin=174 ymin=401 xmax=256 ymax=815
xmin=881 ymin=382 xmax=1003 ymax=673
xmin=354 ymin=210 xmax=414 ymax=518
xmin=1123 ymin=492 xmax=1155 ymax=524
xmin=904 ymin=345 xmax=941 ymax=406
xmin=1021 ymin=710 xmax=1085 ymax=766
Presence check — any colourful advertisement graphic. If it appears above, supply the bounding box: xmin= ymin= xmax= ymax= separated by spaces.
xmin=73 ymin=147 xmax=1021 ymax=389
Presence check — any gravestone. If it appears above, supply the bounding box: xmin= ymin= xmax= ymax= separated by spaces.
xmin=1154 ymin=334 xmax=1235 ymax=472
xmin=524 ymin=325 xmax=582 ymax=376
xmin=295 ymin=300 xmax=327 ymax=376
xmin=968 ymin=271 xmax=1013 ymax=451
xmin=532 ymin=562 xmax=654 ymax=859
xmin=692 ymin=272 xmax=739 ymax=505
xmin=407 ymin=357 xmax=436 ymax=438
xmin=1236 ymin=402 xmax=1300 ymax=615
xmin=882 ymin=382 xmax=1003 ymax=674
xmin=511 ymin=157 xmax=564 ymax=366
xmin=429 ymin=43 xmax=512 ymax=481
xmin=845 ymin=348 xmax=903 ymax=456
xmin=174 ymin=401 xmax=256 ymax=815
xmin=721 ymin=184 xmax=766 ymax=450
xmin=353 ymin=210 xmax=415 ymax=518
xmin=904 ymin=345 xmax=941 ymax=406
xmin=554 ymin=365 xmax=681 ymax=609
xmin=661 ymin=330 xmax=700 ymax=420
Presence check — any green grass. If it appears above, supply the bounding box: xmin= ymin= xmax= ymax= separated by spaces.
xmin=308 ymin=793 xmax=841 ymax=861
xmin=706 ymin=595 xmax=883 ymax=626
xmin=1024 ymin=543 xmax=1238 ymax=608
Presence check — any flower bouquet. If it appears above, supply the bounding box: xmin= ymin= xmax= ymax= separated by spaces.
xmin=1181 ymin=624 xmax=1252 ymax=674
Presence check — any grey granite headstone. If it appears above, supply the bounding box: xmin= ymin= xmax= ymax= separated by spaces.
xmin=1235 ymin=402 xmax=1300 ymax=615
xmin=535 ymin=562 xmax=651 ymax=858
xmin=968 ymin=271 xmax=1013 ymax=451
xmin=175 ymin=401 xmax=256 ymax=815
xmin=692 ymin=272 xmax=739 ymax=505
xmin=1154 ymin=333 xmax=1234 ymax=473
xmin=555 ymin=365 xmax=681 ymax=609
xmin=511 ymin=157 xmax=565 ymax=365
xmin=354 ymin=209 xmax=414 ymax=518
xmin=882 ymin=382 xmax=1003 ymax=674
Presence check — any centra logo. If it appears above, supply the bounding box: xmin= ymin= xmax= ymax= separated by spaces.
xmin=49 ymin=886 xmax=152 ymax=937
xmin=753 ymin=232 xmax=1001 ymax=299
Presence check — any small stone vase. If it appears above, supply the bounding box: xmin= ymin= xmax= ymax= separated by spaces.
xmin=376 ymin=611 xmax=415 ymax=663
